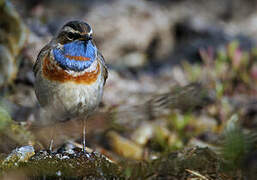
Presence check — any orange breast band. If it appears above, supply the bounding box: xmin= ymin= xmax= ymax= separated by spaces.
xmin=42 ymin=56 xmax=100 ymax=84
xmin=65 ymin=55 xmax=90 ymax=61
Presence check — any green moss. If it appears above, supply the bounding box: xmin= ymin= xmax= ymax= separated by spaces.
xmin=1 ymin=149 xmax=123 ymax=179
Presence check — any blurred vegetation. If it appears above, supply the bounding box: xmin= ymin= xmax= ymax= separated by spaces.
xmin=0 ymin=0 xmax=28 ymax=87
xmin=184 ymin=41 xmax=257 ymax=97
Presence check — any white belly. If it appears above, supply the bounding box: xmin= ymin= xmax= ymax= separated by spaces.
xmin=35 ymin=70 xmax=104 ymax=124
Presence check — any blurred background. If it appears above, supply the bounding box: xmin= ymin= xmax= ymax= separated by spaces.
xmin=0 ymin=0 xmax=257 ymax=178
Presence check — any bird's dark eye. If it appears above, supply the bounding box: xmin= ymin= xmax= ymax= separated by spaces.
xmin=66 ymin=32 xmax=74 ymax=40
xmin=73 ymin=33 xmax=81 ymax=39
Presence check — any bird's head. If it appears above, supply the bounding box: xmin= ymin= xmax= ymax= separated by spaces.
xmin=56 ymin=21 xmax=93 ymax=45
xmin=52 ymin=21 xmax=97 ymax=72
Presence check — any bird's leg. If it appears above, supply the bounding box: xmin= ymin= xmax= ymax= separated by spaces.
xmin=49 ymin=125 xmax=55 ymax=152
xmin=49 ymin=139 xmax=54 ymax=152
xmin=82 ymin=118 xmax=86 ymax=152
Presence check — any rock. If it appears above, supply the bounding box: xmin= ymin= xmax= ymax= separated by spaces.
xmin=107 ymin=131 xmax=143 ymax=160
xmin=2 ymin=146 xmax=35 ymax=166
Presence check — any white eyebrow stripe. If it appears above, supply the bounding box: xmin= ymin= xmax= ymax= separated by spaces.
xmin=89 ymin=27 xmax=93 ymax=35
xmin=63 ymin=26 xmax=80 ymax=34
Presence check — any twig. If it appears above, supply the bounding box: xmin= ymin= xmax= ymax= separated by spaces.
xmin=185 ymin=169 xmax=209 ymax=180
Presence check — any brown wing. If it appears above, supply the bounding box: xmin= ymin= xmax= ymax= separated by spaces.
xmin=33 ymin=44 xmax=52 ymax=76
xmin=97 ymin=51 xmax=108 ymax=85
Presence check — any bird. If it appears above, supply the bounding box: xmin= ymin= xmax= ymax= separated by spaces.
xmin=33 ymin=20 xmax=108 ymax=151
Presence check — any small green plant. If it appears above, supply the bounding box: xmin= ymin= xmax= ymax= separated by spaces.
xmin=219 ymin=114 xmax=256 ymax=170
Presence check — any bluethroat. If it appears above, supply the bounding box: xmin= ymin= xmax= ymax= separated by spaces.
xmin=33 ymin=20 xmax=108 ymax=151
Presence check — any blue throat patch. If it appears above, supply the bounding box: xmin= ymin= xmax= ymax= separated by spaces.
xmin=53 ymin=40 xmax=97 ymax=71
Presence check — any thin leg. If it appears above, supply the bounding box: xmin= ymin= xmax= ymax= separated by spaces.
xmin=49 ymin=139 xmax=54 ymax=152
xmin=49 ymin=125 xmax=55 ymax=152
xmin=82 ymin=119 xmax=86 ymax=152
